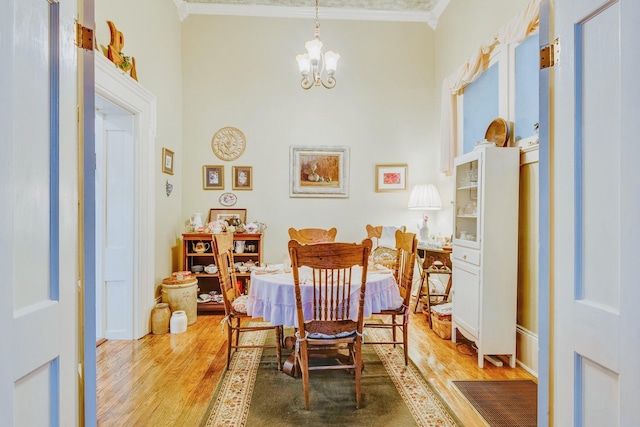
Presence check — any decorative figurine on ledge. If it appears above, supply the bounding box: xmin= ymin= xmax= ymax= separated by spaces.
xmin=106 ymin=20 xmax=138 ymax=81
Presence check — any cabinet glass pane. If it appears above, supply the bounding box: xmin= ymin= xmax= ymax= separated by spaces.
xmin=455 ymin=159 xmax=480 ymax=243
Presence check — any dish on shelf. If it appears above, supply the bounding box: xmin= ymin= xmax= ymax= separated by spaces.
xmin=204 ymin=264 xmax=218 ymax=274
xmin=198 ymin=293 xmax=212 ymax=302
xmin=191 ymin=264 xmax=204 ymax=273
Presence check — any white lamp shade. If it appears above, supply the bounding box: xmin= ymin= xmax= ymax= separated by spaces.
xmin=408 ymin=184 xmax=442 ymax=210
xmin=305 ymin=37 xmax=323 ymax=64
xmin=296 ymin=53 xmax=310 ymax=74
xmin=324 ymin=51 xmax=340 ymax=73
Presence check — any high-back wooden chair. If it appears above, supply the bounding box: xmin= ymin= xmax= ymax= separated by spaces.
xmin=212 ymin=232 xmax=282 ymax=370
xmin=365 ymin=224 xmax=407 ymax=246
xmin=364 ymin=231 xmax=417 ymax=365
xmin=393 ymin=229 xmax=418 ymax=282
xmin=288 ymin=238 xmax=373 ymax=410
xmin=365 ymin=224 xmax=407 ymax=270
xmin=288 ymin=227 xmax=337 ymax=244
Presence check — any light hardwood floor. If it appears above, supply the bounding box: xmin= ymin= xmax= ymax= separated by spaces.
xmin=97 ymin=305 xmax=536 ymax=426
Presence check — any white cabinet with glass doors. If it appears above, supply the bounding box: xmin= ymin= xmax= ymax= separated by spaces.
xmin=451 ymin=146 xmax=520 ymax=368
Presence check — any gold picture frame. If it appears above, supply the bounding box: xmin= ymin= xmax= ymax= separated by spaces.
xmin=162 ymin=147 xmax=174 ymax=175
xmin=203 ymin=165 xmax=224 ymax=190
xmin=208 ymin=208 xmax=247 ymax=224
xmin=232 ymin=166 xmax=253 ymax=190
xmin=289 ymin=145 xmax=350 ymax=198
xmin=375 ymin=164 xmax=408 ymax=192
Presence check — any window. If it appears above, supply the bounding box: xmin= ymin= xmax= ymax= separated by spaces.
xmin=456 ymin=35 xmax=539 ymax=155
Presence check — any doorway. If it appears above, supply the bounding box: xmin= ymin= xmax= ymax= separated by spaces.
xmin=95 ymin=97 xmax=135 ymax=340
xmin=94 ymin=53 xmax=157 ymax=340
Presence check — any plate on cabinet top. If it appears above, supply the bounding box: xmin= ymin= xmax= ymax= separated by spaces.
xmin=484 ymin=118 xmax=510 ymax=147
xmin=219 ymin=192 xmax=237 ymax=207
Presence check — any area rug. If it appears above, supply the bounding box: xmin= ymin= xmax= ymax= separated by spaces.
xmin=202 ymin=324 xmax=460 ymax=427
xmin=452 ymin=379 xmax=537 ymax=427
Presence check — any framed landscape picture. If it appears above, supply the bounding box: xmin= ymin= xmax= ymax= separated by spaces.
xmin=203 ymin=165 xmax=224 ymax=190
xmin=289 ymin=145 xmax=350 ymax=198
xmin=375 ymin=164 xmax=408 ymax=192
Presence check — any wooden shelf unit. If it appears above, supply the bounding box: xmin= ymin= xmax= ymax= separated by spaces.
xmin=182 ymin=232 xmax=263 ymax=314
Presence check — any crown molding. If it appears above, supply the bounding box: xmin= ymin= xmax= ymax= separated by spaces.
xmin=174 ymin=1 xmax=442 ymax=28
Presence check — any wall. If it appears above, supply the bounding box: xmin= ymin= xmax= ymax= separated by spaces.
xmin=95 ymin=0 xmax=184 ymax=286
xmin=434 ymin=0 xmax=530 ymax=82
xmin=181 ymin=15 xmax=442 ymax=262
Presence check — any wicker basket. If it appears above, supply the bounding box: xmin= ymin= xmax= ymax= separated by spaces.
xmin=430 ymin=314 xmax=452 ymax=340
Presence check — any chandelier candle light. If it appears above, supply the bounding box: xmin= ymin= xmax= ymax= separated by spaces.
xmin=408 ymin=184 xmax=442 ymax=244
xmin=295 ymin=0 xmax=340 ymax=90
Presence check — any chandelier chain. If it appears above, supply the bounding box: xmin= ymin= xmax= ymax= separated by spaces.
xmin=314 ymin=0 xmax=320 ymax=37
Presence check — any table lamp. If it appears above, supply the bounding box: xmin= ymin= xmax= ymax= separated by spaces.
xmin=408 ymin=184 xmax=442 ymax=244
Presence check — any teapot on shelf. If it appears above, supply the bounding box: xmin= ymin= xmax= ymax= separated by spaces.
xmin=192 ymin=241 xmax=210 ymax=253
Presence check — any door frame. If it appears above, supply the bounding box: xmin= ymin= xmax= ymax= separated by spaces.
xmin=538 ymin=2 xmax=551 ymax=426
xmin=94 ymin=53 xmax=157 ymax=340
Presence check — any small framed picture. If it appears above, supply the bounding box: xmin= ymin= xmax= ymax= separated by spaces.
xmin=208 ymin=208 xmax=247 ymax=224
xmin=162 ymin=148 xmax=174 ymax=175
xmin=232 ymin=166 xmax=252 ymax=190
xmin=375 ymin=164 xmax=408 ymax=192
xmin=203 ymin=165 xmax=224 ymax=190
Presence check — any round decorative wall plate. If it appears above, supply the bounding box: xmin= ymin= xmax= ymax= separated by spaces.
xmin=219 ymin=192 xmax=237 ymax=207
xmin=211 ymin=126 xmax=246 ymax=161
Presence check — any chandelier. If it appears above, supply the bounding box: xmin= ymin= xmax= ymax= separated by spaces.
xmin=295 ymin=0 xmax=340 ymax=90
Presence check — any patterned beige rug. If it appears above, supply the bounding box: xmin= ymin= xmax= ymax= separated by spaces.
xmin=202 ymin=323 xmax=460 ymax=426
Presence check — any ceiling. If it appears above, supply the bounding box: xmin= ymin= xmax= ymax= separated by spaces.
xmin=176 ymin=0 xmax=451 ymax=28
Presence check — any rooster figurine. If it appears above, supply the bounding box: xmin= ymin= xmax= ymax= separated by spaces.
xmin=106 ymin=20 xmax=138 ymax=81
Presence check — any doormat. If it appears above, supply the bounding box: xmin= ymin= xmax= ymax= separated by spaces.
xmin=452 ymin=379 xmax=537 ymax=426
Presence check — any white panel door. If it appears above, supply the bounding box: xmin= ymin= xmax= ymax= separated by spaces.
xmin=100 ymin=112 xmax=135 ymax=340
xmin=551 ymin=0 xmax=640 ymax=425
xmin=0 ymin=0 xmax=79 ymax=426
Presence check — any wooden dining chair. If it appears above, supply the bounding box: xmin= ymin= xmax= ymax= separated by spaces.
xmin=393 ymin=229 xmax=418 ymax=281
xmin=364 ymin=231 xmax=417 ymax=365
xmin=365 ymin=224 xmax=407 ymax=271
xmin=212 ymin=232 xmax=282 ymax=370
xmin=288 ymin=227 xmax=337 ymax=244
xmin=288 ymin=238 xmax=373 ymax=410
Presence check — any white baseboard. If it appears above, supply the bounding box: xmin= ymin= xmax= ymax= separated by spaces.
xmin=516 ymin=325 xmax=538 ymax=377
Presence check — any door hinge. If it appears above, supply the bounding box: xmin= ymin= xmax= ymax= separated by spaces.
xmin=540 ymin=38 xmax=560 ymax=69
xmin=75 ymin=22 xmax=94 ymax=51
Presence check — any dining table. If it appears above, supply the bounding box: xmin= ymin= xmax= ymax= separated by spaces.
xmin=247 ymin=264 xmax=402 ymax=327
xmin=247 ymin=264 xmax=403 ymax=377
